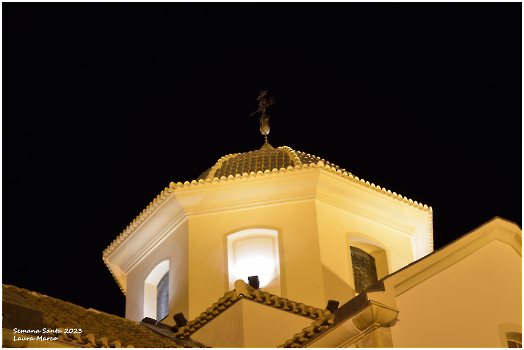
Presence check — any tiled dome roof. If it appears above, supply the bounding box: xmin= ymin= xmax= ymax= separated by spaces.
xmin=196 ymin=146 xmax=346 ymax=181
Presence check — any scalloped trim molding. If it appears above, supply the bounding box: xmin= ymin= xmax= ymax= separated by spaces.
xmin=103 ymin=147 xmax=433 ymax=294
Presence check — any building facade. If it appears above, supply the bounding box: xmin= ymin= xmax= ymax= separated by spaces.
xmin=103 ymin=142 xmax=520 ymax=347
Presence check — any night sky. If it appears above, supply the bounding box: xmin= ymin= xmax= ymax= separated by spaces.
xmin=3 ymin=3 xmax=521 ymax=318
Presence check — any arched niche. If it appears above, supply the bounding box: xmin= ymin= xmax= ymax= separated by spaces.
xmin=227 ymin=229 xmax=281 ymax=296
xmin=144 ymin=260 xmax=169 ymax=321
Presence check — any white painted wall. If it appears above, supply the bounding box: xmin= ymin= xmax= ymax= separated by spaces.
xmin=125 ymin=219 xmax=189 ymax=325
xmin=114 ymin=169 xmax=431 ymax=322
xmin=391 ymin=240 xmax=522 ymax=347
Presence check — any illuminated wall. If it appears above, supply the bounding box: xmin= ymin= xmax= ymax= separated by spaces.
xmin=107 ymin=165 xmax=433 ymax=322
xmin=391 ymin=240 xmax=521 ymax=347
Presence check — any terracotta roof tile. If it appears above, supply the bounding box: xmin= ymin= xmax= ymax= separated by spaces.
xmin=277 ymin=312 xmax=335 ymax=348
xmin=196 ymin=146 xmax=343 ymax=181
xmin=175 ymin=280 xmax=327 ymax=341
xmin=3 ymin=285 xmax=182 ymax=348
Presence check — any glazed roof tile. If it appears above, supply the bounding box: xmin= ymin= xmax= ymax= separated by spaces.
xmin=196 ymin=146 xmax=342 ymax=181
xmin=3 ymin=285 xmax=182 ymax=348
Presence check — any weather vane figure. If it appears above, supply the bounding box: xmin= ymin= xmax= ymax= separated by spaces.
xmin=249 ymin=91 xmax=275 ymax=143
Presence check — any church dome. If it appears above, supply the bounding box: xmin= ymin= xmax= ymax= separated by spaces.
xmin=196 ymin=146 xmax=347 ymax=181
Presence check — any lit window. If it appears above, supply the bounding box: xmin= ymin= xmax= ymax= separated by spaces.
xmin=144 ymin=260 xmax=169 ymax=321
xmin=227 ymin=229 xmax=281 ymax=295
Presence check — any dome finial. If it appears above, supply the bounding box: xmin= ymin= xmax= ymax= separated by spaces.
xmin=250 ymin=90 xmax=275 ymax=149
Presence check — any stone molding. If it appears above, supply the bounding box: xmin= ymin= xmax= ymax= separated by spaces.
xmin=103 ymin=146 xmax=433 ymax=294
xmin=283 ymin=301 xmax=399 ymax=348
xmin=121 ymin=212 xmax=186 ymax=276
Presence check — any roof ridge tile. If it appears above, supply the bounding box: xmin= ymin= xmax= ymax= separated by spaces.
xmin=175 ymin=280 xmax=326 ymax=341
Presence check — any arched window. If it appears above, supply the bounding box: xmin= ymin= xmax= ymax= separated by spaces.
xmin=350 ymin=246 xmax=378 ymax=294
xmin=144 ymin=260 xmax=169 ymax=321
xmin=227 ymin=229 xmax=281 ymax=296
xmin=348 ymin=235 xmax=389 ymax=294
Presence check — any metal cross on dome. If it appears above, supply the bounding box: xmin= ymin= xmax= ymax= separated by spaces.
xmin=250 ymin=90 xmax=275 ymax=118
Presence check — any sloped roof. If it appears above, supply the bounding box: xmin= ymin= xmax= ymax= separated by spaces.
xmin=276 ymin=312 xmax=336 ymax=348
xmin=3 ymin=285 xmax=182 ymax=348
xmin=175 ymin=280 xmax=332 ymax=342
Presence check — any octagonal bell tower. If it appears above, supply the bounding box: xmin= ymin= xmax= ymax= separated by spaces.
xmin=103 ymin=92 xmax=433 ymax=324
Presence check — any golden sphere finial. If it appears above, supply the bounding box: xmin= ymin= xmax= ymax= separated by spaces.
xmin=260 ymin=121 xmax=270 ymax=136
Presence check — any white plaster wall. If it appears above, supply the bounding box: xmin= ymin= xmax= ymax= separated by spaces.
xmin=316 ymin=200 xmax=416 ymax=307
xmin=314 ymin=171 xmax=431 ymax=261
xmin=192 ymin=300 xmax=245 ymax=348
xmin=186 ymin=175 xmax=424 ymax=319
xmin=187 ymin=199 xmax=325 ymax=319
xmin=391 ymin=240 xmax=522 ymax=347
xmin=125 ymin=219 xmax=189 ymax=324
xmin=116 ymin=169 xmax=430 ymax=323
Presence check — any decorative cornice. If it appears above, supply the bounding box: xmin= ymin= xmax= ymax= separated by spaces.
xmin=315 ymin=192 xmax=416 ymax=237
xmin=103 ymin=147 xmax=432 ymax=294
xmin=185 ymin=192 xmax=317 ymax=217
xmin=122 ymin=212 xmax=187 ymax=275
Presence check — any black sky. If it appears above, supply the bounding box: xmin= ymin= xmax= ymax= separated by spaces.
xmin=3 ymin=3 xmax=521 ymax=318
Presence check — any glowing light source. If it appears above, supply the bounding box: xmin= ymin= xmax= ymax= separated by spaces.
xmin=227 ymin=229 xmax=281 ymax=295
xmin=233 ymin=256 xmax=274 ymax=287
